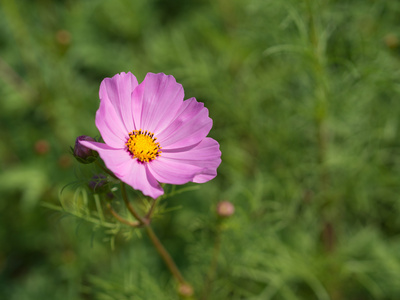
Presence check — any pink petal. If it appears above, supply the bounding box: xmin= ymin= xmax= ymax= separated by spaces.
xmin=132 ymin=73 xmax=184 ymax=133
xmin=95 ymin=94 xmax=128 ymax=148
xmin=123 ymin=163 xmax=164 ymax=199
xmin=130 ymin=82 xmax=144 ymax=131
xmin=78 ymin=141 xmax=130 ymax=176
xmin=157 ymin=97 xmax=212 ymax=149
xmin=79 ymin=140 xmax=164 ymax=198
xmin=161 ymin=138 xmax=221 ymax=183
xmin=99 ymin=72 xmax=138 ymax=132
xmin=148 ymin=156 xmax=204 ymax=185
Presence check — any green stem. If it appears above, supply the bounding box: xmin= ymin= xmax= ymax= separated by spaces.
xmin=144 ymin=225 xmax=187 ymax=285
xmin=120 ymin=183 xmax=192 ymax=296
xmin=94 ymin=194 xmax=105 ymax=225
xmin=0 ymin=56 xmax=35 ymax=102
xmin=306 ymin=0 xmax=329 ymax=185
xmin=145 ymin=197 xmax=158 ymax=221
xmin=201 ymin=221 xmax=222 ymax=300
xmin=41 ymin=202 xmax=117 ymax=229
xmin=306 ymin=2 xmax=339 ymax=299
xmin=120 ymin=182 xmax=146 ymax=224
xmin=107 ymin=203 xmax=140 ymax=227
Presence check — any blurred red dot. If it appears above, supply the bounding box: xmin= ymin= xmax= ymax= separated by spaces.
xmin=56 ymin=30 xmax=71 ymax=45
xmin=34 ymin=140 xmax=50 ymax=155
xmin=384 ymin=33 xmax=399 ymax=49
xmin=58 ymin=154 xmax=72 ymax=168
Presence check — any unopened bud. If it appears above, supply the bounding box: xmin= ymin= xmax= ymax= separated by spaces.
xmin=72 ymin=135 xmax=98 ymax=164
xmin=216 ymin=201 xmax=235 ymax=218
xmin=106 ymin=192 xmax=114 ymax=200
xmin=88 ymin=174 xmax=108 ymax=193
xmin=178 ymin=283 xmax=194 ymax=298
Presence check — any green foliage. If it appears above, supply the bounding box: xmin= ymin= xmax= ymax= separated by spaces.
xmin=1 ymin=0 xmax=400 ymax=299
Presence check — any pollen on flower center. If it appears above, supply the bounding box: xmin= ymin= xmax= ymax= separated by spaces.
xmin=125 ymin=129 xmax=161 ymax=163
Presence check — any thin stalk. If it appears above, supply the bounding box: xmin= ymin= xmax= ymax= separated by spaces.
xmin=41 ymin=202 xmax=117 ymax=229
xmin=144 ymin=225 xmax=187 ymax=285
xmin=201 ymin=223 xmax=222 ymax=300
xmin=107 ymin=203 xmax=140 ymax=227
xmin=0 ymin=56 xmax=35 ymax=102
xmin=306 ymin=0 xmax=329 ymax=187
xmin=119 ymin=184 xmax=193 ymax=297
xmin=145 ymin=197 xmax=158 ymax=221
xmin=120 ymin=182 xmax=146 ymax=224
xmin=306 ymin=2 xmax=340 ymax=299
xmin=94 ymin=194 xmax=105 ymax=225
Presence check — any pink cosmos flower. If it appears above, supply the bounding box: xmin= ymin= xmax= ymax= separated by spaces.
xmin=80 ymin=72 xmax=221 ymax=199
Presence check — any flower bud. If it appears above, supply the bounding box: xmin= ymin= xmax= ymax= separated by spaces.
xmin=216 ymin=201 xmax=235 ymax=218
xmin=106 ymin=192 xmax=115 ymax=200
xmin=178 ymin=283 xmax=194 ymax=298
xmin=72 ymin=135 xmax=98 ymax=164
xmin=88 ymin=174 xmax=108 ymax=193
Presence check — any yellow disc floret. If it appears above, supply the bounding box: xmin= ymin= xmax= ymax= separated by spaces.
xmin=126 ymin=130 xmax=162 ymax=163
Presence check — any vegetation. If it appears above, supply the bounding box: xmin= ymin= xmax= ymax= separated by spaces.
xmin=1 ymin=0 xmax=400 ymax=299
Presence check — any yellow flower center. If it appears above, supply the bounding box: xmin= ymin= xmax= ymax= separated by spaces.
xmin=125 ymin=130 xmax=162 ymax=163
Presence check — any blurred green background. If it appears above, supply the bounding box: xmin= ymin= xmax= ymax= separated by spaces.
xmin=1 ymin=0 xmax=400 ymax=299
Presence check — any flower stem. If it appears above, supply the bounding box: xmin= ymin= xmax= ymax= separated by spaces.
xmin=306 ymin=2 xmax=340 ymax=299
xmin=145 ymin=197 xmax=158 ymax=221
xmin=119 ymin=183 xmax=193 ymax=296
xmin=107 ymin=203 xmax=140 ymax=227
xmin=144 ymin=225 xmax=187 ymax=285
xmin=201 ymin=221 xmax=222 ymax=300
xmin=120 ymin=182 xmax=146 ymax=224
xmin=94 ymin=194 xmax=105 ymax=225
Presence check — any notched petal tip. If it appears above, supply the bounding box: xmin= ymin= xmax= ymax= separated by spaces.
xmin=137 ymin=72 xmax=185 ymax=133
xmin=98 ymin=71 xmax=139 ymax=135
